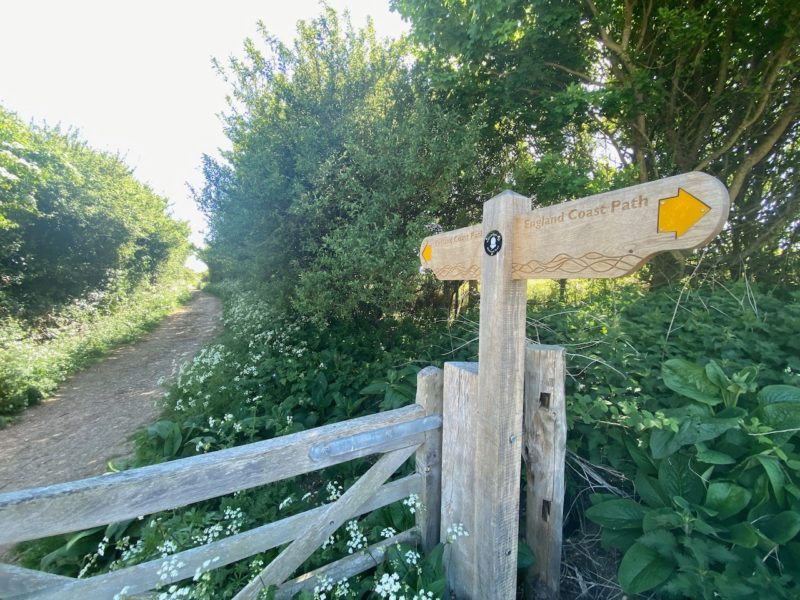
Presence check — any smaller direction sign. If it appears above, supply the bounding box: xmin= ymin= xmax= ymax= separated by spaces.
xmin=420 ymin=172 xmax=729 ymax=280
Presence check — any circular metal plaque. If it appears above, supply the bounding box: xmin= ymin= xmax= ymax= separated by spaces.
xmin=484 ymin=230 xmax=503 ymax=256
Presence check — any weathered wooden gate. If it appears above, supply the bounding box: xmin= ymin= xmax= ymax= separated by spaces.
xmin=0 ymin=394 xmax=443 ymax=599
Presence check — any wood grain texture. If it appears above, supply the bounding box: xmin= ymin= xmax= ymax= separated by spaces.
xmin=233 ymin=445 xmax=418 ymax=599
xmin=0 ymin=405 xmax=426 ymax=545
xmin=0 ymin=564 xmax=73 ymax=598
xmin=420 ymin=173 xmax=729 ymax=281
xmin=523 ymin=344 xmax=567 ymax=600
xmin=19 ymin=475 xmax=421 ymax=600
xmin=415 ymin=366 xmax=444 ymax=553
xmin=419 ymin=224 xmax=482 ymax=280
xmin=274 ymin=529 xmax=419 ymax=599
xmin=440 ymin=361 xmax=479 ymax=597
xmin=512 ymin=172 xmax=729 ymax=279
xmin=474 ymin=190 xmax=530 ymax=599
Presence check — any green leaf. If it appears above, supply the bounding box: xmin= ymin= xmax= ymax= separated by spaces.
xmin=625 ymin=437 xmax=656 ymax=474
xmin=585 ymin=498 xmax=648 ymax=529
xmin=662 ymin=359 xmax=721 ymax=405
xmin=720 ymin=522 xmax=760 ymax=548
xmin=635 ymin=471 xmax=669 ymax=508
xmin=695 ymin=443 xmax=736 ymax=465
xmin=650 ymin=414 xmax=739 ymax=459
xmin=658 ymin=454 xmax=705 ymax=504
xmin=423 ymin=543 xmax=445 ymax=577
xmin=163 ymin=423 xmax=182 ymax=457
xmin=705 ymin=360 xmax=731 ymax=390
xmin=359 ymin=382 xmax=386 ymax=395
xmin=601 ymin=528 xmax=640 ymax=551
xmin=638 ymin=528 xmax=677 ymax=559
xmin=642 ymin=508 xmax=683 ymax=532
xmin=104 ymin=519 xmax=134 ymax=541
xmin=761 ymin=403 xmax=800 ymax=433
xmin=758 ymin=385 xmax=800 ymax=406
xmin=756 ymin=511 xmax=800 ymax=544
xmin=310 ymin=372 xmax=328 ymax=402
xmin=735 ymin=365 xmax=759 ymax=385
xmin=427 ymin=579 xmax=447 ymax=597
xmin=517 ymin=540 xmax=535 ymax=570
xmin=756 ymin=455 xmax=786 ymax=506
xmin=148 ymin=419 xmax=177 ymax=439
xmin=65 ymin=527 xmax=104 ymax=551
xmin=694 ymin=516 xmax=720 ymax=537
xmin=783 ymin=542 xmax=800 ymax=574
xmin=618 ymin=542 xmax=675 ymax=594
xmin=704 ymin=482 xmax=751 ymax=520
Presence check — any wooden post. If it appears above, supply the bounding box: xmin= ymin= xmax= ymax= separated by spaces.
xmin=415 ymin=366 xmax=443 ymax=553
xmin=475 ymin=191 xmax=529 ymax=598
xmin=440 ymin=362 xmax=479 ymax=595
xmin=523 ymin=344 xmax=567 ymax=600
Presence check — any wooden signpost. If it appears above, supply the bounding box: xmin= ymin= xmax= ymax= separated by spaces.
xmin=422 ymin=172 xmax=730 ymax=599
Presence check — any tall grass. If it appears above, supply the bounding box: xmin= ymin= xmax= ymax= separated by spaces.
xmin=0 ymin=270 xmax=201 ymax=426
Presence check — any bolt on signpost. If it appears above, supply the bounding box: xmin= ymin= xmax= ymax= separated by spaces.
xmin=420 ymin=172 xmax=730 ymax=599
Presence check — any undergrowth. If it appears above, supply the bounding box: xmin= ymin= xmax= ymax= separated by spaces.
xmin=14 ymin=278 xmax=800 ymax=599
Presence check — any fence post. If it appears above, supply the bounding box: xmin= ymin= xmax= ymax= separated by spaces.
xmin=523 ymin=343 xmax=567 ymax=600
xmin=440 ymin=362 xmax=480 ymax=595
xmin=415 ymin=366 xmax=443 ymax=553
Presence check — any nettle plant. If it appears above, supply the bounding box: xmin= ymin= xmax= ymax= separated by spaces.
xmin=587 ymin=359 xmax=800 ymax=598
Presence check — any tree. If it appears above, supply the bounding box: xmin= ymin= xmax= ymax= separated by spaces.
xmin=0 ymin=106 xmax=190 ymax=313
xmin=394 ymin=0 xmax=800 ymax=284
xmin=199 ymin=8 xmax=494 ymax=321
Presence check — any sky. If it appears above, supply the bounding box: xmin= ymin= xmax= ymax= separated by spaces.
xmin=0 ymin=1 xmax=409 ymax=247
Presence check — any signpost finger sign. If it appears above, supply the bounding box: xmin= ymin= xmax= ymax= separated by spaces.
xmin=420 ymin=171 xmax=730 ymax=280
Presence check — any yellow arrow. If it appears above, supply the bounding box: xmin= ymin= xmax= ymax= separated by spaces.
xmin=658 ymin=188 xmax=711 ymax=238
xmin=421 ymin=243 xmax=432 ymax=262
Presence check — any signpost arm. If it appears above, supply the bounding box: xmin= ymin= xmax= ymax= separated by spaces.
xmin=474 ymin=190 xmax=530 ymax=597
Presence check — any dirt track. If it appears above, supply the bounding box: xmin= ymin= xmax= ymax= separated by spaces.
xmin=0 ymin=291 xmax=221 ymax=494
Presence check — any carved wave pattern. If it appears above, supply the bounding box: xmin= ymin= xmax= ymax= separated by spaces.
xmin=513 ymin=252 xmax=644 ymax=276
xmin=435 ymin=263 xmax=481 ymax=279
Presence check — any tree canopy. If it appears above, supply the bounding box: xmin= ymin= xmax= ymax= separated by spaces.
xmin=394 ymin=0 xmax=800 ymax=284
xmin=0 ymin=106 xmax=190 ymax=314
xmin=202 ymin=2 xmax=800 ymax=317
xmin=199 ymin=8 xmax=501 ymax=321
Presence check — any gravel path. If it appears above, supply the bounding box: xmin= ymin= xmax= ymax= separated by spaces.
xmin=0 ymin=290 xmax=222 ymax=494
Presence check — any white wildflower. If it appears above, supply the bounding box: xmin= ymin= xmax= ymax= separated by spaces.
xmin=446 ymin=522 xmax=469 ymax=543
xmin=403 ymin=493 xmax=423 ymax=514
xmin=345 ymin=520 xmax=366 ymax=554
xmin=326 ymin=481 xmax=343 ymax=502
xmin=374 ymin=572 xmax=401 ymax=598
xmin=113 ymin=586 xmax=132 ymax=600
